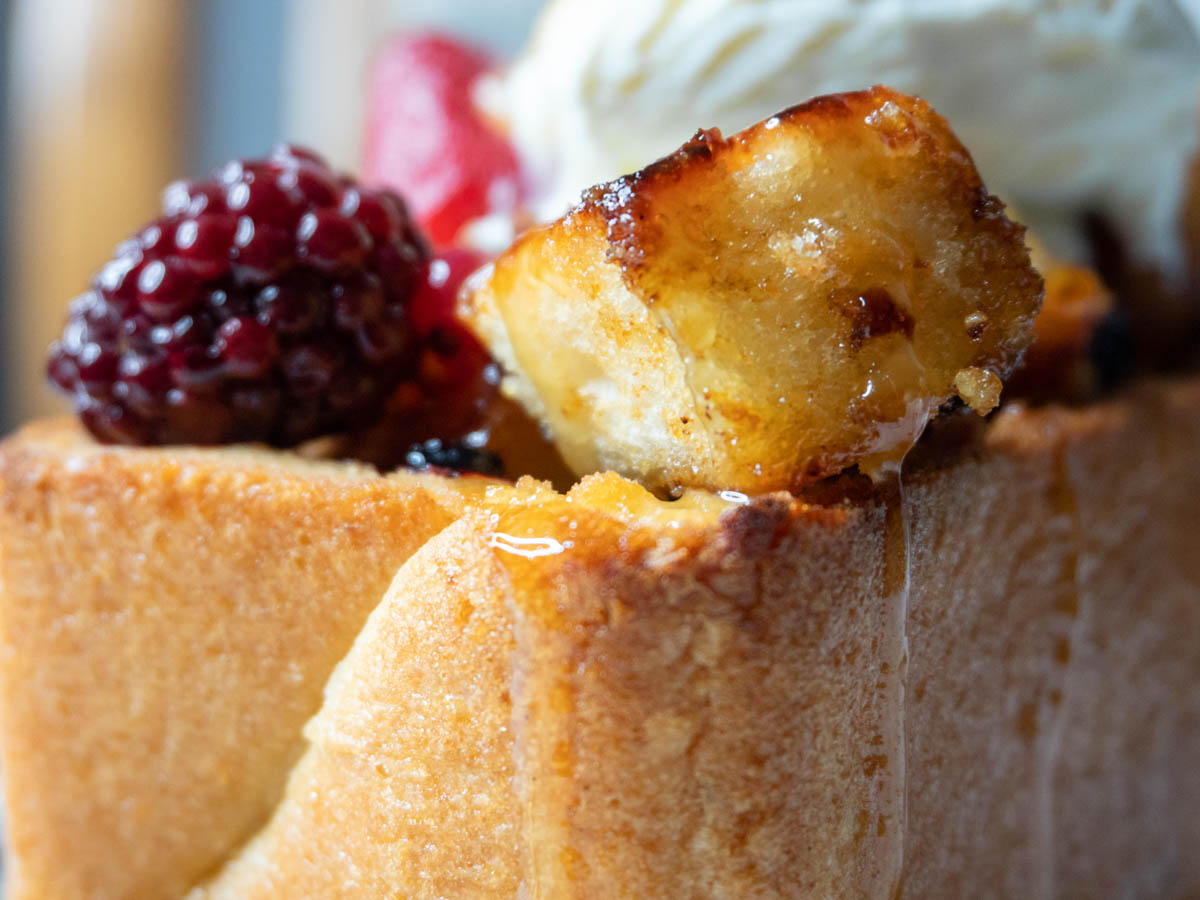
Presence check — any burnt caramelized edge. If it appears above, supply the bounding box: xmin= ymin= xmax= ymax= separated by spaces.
xmin=486 ymin=84 xmax=1041 ymax=321
xmin=575 ymin=91 xmax=880 ymax=275
xmin=580 ymin=127 xmax=724 ymax=270
xmin=567 ymin=86 xmax=1041 ymax=377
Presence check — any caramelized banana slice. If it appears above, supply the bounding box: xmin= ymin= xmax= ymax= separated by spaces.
xmin=464 ymin=87 xmax=1043 ymax=494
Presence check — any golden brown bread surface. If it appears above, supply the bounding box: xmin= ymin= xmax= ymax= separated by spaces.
xmin=0 ymin=423 xmax=479 ymax=898
xmin=203 ymin=379 xmax=1200 ymax=899
xmin=465 ymin=87 xmax=1042 ymax=494
xmin=193 ymin=488 xmax=897 ymax=899
xmin=900 ymin=383 xmax=1200 ymax=899
xmin=2 ymin=379 xmax=1200 ymax=898
xmin=191 ymin=512 xmax=528 ymax=898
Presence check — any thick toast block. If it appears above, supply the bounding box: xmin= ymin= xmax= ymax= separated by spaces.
xmin=2 ymin=379 xmax=1200 ymax=898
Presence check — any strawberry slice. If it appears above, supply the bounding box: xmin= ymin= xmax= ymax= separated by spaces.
xmin=363 ymin=34 xmax=524 ymax=248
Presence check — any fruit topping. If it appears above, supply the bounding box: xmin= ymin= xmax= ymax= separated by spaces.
xmin=404 ymin=435 xmax=504 ymax=477
xmin=290 ymin=244 xmax=573 ymax=488
xmin=362 ymin=34 xmax=525 ymax=248
xmin=463 ymin=88 xmax=1043 ymax=495
xmin=384 ymin=247 xmax=500 ymax=443
xmin=47 ymin=145 xmax=431 ymax=447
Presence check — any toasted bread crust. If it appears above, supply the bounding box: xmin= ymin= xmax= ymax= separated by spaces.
xmin=0 ymin=424 xmax=473 ymax=898
xmin=4 ymin=380 xmax=1200 ymax=897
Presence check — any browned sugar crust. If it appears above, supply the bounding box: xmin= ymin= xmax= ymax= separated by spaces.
xmin=465 ymin=87 xmax=1043 ymax=494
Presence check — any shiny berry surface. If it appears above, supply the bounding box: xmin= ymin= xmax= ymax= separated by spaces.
xmin=384 ymin=247 xmax=497 ymax=442
xmin=362 ymin=34 xmax=525 ymax=247
xmin=405 ymin=435 xmax=503 ymax=477
xmin=48 ymin=145 xmax=431 ymax=446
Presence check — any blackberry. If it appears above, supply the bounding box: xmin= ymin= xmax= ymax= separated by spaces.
xmin=48 ymin=144 xmax=430 ymax=446
xmin=405 ymin=435 xmax=504 ymax=477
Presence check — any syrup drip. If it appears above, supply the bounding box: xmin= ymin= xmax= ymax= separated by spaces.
xmin=878 ymin=466 xmax=912 ymax=898
xmin=1032 ymin=446 xmax=1085 ymax=899
xmin=854 ymin=460 xmax=907 ymax=897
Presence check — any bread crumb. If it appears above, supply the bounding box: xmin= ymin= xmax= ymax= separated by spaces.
xmin=954 ymin=366 xmax=1003 ymax=415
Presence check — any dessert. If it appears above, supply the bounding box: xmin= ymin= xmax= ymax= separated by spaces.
xmin=4 ymin=386 xmax=1199 ymax=898
xmin=188 ymin=391 xmax=1200 ymax=898
xmin=0 ymin=6 xmax=1198 ymax=900
xmin=465 ymin=88 xmax=1042 ymax=493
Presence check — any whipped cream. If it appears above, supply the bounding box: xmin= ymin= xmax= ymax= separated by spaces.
xmin=490 ymin=0 xmax=1200 ymax=278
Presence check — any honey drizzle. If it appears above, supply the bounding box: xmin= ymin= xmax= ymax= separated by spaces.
xmin=1033 ymin=444 xmax=1085 ymax=899
xmin=879 ymin=467 xmax=911 ymax=897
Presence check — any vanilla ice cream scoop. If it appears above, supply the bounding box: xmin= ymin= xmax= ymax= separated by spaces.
xmin=490 ymin=0 xmax=1200 ymax=279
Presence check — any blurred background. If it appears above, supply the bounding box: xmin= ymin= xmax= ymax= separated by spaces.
xmin=0 ymin=0 xmax=543 ymax=433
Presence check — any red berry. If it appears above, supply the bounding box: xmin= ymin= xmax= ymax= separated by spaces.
xmin=174 ymin=213 xmax=238 ymax=278
xmin=409 ymin=248 xmax=487 ymax=337
xmin=226 ymin=169 xmax=300 ymax=228
xmin=175 ymin=216 xmax=235 ymax=259
xmin=271 ymin=144 xmax=328 ymax=168
xmin=362 ymin=33 xmax=526 ymax=247
xmin=332 ymin=273 xmax=386 ymax=329
xmin=164 ymin=179 xmax=227 ymax=218
xmin=282 ymin=344 xmax=340 ymax=397
xmin=136 ymin=221 xmax=176 ymax=255
xmin=340 ymin=188 xmax=407 ymax=242
xmin=255 ymin=276 xmax=326 ymax=335
xmin=47 ymin=344 xmax=80 ymax=392
xmin=377 ymin=248 xmax=498 ymax=445
xmin=47 ymin=146 xmax=431 ymax=447
xmin=297 ymin=210 xmax=371 ymax=271
xmin=215 ymin=317 xmax=278 ymax=378
xmin=137 ymin=259 xmax=204 ymax=322
xmin=95 ymin=254 xmax=144 ymax=312
xmin=80 ymin=401 xmax=152 ymax=444
xmin=74 ymin=342 xmax=121 ymax=389
xmin=355 ymin=318 xmax=408 ymax=363
xmin=114 ymin=352 xmax=172 ymax=416
xmin=278 ymin=165 xmax=339 ymax=209
xmin=232 ymin=217 xmax=293 ymax=282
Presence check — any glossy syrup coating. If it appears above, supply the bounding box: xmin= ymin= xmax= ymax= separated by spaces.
xmin=465 ymin=87 xmax=1044 ymax=494
xmin=47 ymin=145 xmax=431 ymax=447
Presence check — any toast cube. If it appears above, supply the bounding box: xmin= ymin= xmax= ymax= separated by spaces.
xmin=464 ymin=87 xmax=1043 ymax=494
